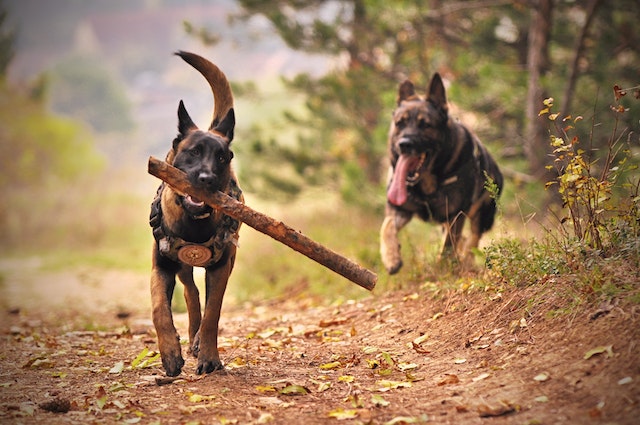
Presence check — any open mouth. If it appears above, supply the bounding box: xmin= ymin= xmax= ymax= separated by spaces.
xmin=387 ymin=153 xmax=426 ymax=206
xmin=181 ymin=195 xmax=212 ymax=217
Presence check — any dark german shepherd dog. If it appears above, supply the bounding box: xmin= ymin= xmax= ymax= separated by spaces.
xmin=149 ymin=51 xmax=242 ymax=376
xmin=380 ymin=73 xmax=503 ymax=274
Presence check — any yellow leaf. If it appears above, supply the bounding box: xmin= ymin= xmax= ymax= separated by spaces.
xmin=279 ymin=385 xmax=308 ymax=395
xmin=255 ymin=385 xmax=276 ymax=393
xmin=338 ymin=375 xmax=355 ymax=383
xmin=319 ymin=361 xmax=342 ymax=370
xmin=327 ymin=408 xmax=358 ymax=420
xmin=584 ymin=345 xmax=613 ymax=360
xmin=371 ymin=394 xmax=390 ymax=407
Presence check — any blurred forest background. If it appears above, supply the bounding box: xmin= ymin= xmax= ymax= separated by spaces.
xmin=0 ymin=0 xmax=638 ymax=307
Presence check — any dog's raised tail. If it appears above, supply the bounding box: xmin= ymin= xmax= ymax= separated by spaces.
xmin=175 ymin=51 xmax=233 ymax=131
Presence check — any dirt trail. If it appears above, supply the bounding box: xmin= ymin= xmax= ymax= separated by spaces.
xmin=0 ymin=263 xmax=638 ymax=424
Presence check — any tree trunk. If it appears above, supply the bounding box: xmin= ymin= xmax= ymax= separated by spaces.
xmin=560 ymin=0 xmax=602 ymax=119
xmin=524 ymin=0 xmax=553 ymax=179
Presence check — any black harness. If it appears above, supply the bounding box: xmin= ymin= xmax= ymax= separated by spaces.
xmin=149 ymin=180 xmax=242 ymax=267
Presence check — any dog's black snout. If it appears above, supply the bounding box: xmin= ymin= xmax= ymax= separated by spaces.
xmin=398 ymin=138 xmax=416 ymax=154
xmin=197 ymin=171 xmax=215 ymax=187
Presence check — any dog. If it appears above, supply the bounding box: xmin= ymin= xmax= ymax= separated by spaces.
xmin=380 ymin=73 xmax=503 ymax=274
xmin=149 ymin=51 xmax=242 ymax=376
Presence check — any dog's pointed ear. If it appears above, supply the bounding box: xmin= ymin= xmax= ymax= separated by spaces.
xmin=177 ymin=100 xmax=197 ymax=135
xmin=427 ymin=73 xmax=448 ymax=113
xmin=397 ymin=80 xmax=415 ymax=105
xmin=211 ymin=108 xmax=235 ymax=142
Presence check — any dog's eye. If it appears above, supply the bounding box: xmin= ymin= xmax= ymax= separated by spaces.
xmin=190 ymin=146 xmax=202 ymax=157
xmin=395 ymin=118 xmax=406 ymax=129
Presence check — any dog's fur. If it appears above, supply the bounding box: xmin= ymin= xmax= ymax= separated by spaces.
xmin=150 ymin=51 xmax=242 ymax=376
xmin=380 ymin=73 xmax=503 ymax=274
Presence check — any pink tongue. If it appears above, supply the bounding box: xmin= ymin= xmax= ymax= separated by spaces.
xmin=388 ymin=155 xmax=416 ymax=206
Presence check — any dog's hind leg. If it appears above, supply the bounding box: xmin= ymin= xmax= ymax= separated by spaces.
xmin=380 ymin=209 xmax=412 ymax=274
xmin=177 ymin=266 xmax=201 ymax=357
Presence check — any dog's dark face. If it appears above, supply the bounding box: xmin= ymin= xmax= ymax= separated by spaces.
xmin=387 ymin=75 xmax=449 ymax=207
xmin=170 ymin=101 xmax=235 ymax=217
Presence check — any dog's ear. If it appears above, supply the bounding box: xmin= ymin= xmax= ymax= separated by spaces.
xmin=212 ymin=108 xmax=235 ymax=143
xmin=397 ymin=80 xmax=416 ymax=105
xmin=177 ymin=100 xmax=197 ymax=135
xmin=427 ymin=73 xmax=448 ymax=114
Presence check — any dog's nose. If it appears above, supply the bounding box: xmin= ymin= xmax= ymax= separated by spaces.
xmin=398 ymin=138 xmax=415 ymax=154
xmin=197 ymin=171 xmax=215 ymax=187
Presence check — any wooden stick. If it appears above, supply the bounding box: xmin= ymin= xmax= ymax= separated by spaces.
xmin=148 ymin=157 xmax=377 ymax=291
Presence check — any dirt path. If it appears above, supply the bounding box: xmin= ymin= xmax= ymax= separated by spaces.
xmin=0 ymin=264 xmax=638 ymax=424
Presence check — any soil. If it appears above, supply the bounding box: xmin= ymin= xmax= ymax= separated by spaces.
xmin=0 ymin=261 xmax=639 ymax=424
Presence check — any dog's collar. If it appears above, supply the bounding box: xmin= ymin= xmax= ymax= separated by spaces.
xmin=149 ymin=180 xmax=242 ymax=267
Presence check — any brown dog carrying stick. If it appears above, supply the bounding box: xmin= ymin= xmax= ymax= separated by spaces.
xmin=149 ymin=51 xmax=240 ymax=376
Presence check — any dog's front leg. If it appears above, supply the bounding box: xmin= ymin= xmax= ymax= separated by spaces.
xmin=194 ymin=250 xmax=235 ymax=374
xmin=380 ymin=208 xmax=412 ymax=274
xmin=151 ymin=262 xmax=184 ymax=377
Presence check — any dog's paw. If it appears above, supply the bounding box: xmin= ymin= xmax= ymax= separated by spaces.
xmin=162 ymin=354 xmax=185 ymax=377
xmin=386 ymin=260 xmax=403 ymax=275
xmin=189 ymin=333 xmax=201 ymax=358
xmin=195 ymin=358 xmax=224 ymax=375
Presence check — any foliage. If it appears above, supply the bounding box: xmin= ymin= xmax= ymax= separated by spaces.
xmin=487 ymin=88 xmax=640 ymax=304
xmin=0 ymin=83 xmax=104 ymax=190
xmin=0 ymin=79 xmax=119 ymax=252
xmin=541 ymin=88 xmax=640 ymax=255
xmin=49 ymin=54 xmax=134 ymax=133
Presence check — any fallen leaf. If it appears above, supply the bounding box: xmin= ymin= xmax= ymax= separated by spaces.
xmin=317 ymin=382 xmax=331 ymax=392
xmin=279 ymin=385 xmax=309 ymax=396
xmin=411 ymin=342 xmax=430 ymax=355
xmin=338 ymin=375 xmax=355 ymax=383
xmin=188 ymin=392 xmax=215 ymax=403
xmin=437 ymin=374 xmax=459 ymax=386
xmin=384 ymin=415 xmax=428 ymax=424
xmin=533 ymin=372 xmax=550 ymax=382
xmin=256 ymin=413 xmax=274 ymax=423
xmin=319 ymin=317 xmax=349 ymax=327
xmin=319 ymin=361 xmax=342 ymax=370
xmin=472 ymin=372 xmax=490 ymax=382
xmin=362 ymin=346 xmax=378 ymax=354
xmin=371 ymin=394 xmax=390 ymax=407
xmin=376 ymin=380 xmax=412 ymax=392
xmin=380 ymin=352 xmax=394 ymax=367
xmin=398 ymin=363 xmax=418 ymax=372
xmin=617 ymin=377 xmax=632 ymax=385
xmin=453 ymin=358 xmax=466 ymax=364
xmin=413 ymin=334 xmax=429 ymax=345
xmin=534 ymin=395 xmax=549 ymax=403
xmin=584 ymin=345 xmax=613 ymax=360
xmin=477 ymin=400 xmax=518 ymax=417
xmin=327 ymin=408 xmax=358 ymax=420
xmin=255 ymin=385 xmax=276 ymax=393
xmin=226 ymin=357 xmax=247 ymax=369
xmin=108 ymin=361 xmax=125 ymax=374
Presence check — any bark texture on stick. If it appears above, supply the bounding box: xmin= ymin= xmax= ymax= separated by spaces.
xmin=148 ymin=156 xmax=377 ymax=291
